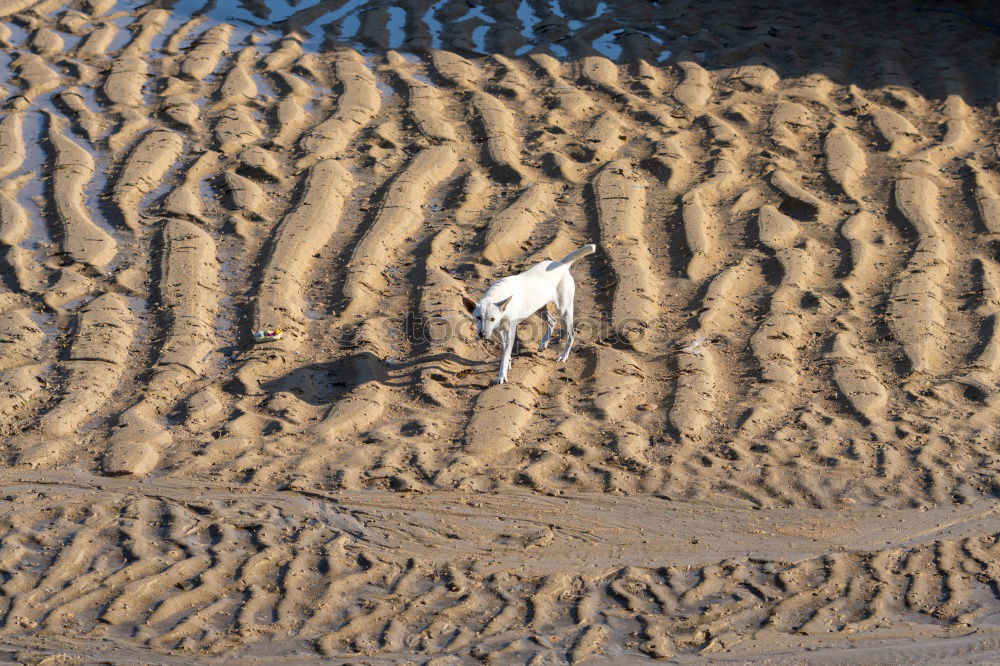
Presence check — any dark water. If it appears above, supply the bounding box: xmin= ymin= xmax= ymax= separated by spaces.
xmin=120 ymin=0 xmax=1000 ymax=97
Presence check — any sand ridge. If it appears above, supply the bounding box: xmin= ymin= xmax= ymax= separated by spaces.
xmin=0 ymin=0 xmax=998 ymax=662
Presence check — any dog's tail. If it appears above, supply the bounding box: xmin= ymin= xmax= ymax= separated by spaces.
xmin=554 ymin=244 xmax=596 ymax=267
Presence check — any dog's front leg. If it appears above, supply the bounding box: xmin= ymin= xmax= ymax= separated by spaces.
xmin=496 ymin=323 xmax=515 ymax=384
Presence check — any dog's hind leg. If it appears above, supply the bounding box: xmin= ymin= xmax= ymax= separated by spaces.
xmin=556 ymin=278 xmax=576 ymax=362
xmin=539 ymin=307 xmax=557 ymax=351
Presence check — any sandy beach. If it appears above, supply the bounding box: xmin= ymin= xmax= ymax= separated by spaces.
xmin=0 ymin=0 xmax=999 ymax=662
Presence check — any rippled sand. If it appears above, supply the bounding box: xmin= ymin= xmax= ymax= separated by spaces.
xmin=0 ymin=0 xmax=999 ymax=662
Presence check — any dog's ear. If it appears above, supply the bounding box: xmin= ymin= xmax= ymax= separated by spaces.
xmin=461 ymin=295 xmax=478 ymax=313
xmin=496 ymin=296 xmax=513 ymax=312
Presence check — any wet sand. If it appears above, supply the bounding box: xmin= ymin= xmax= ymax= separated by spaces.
xmin=1 ymin=0 xmax=1000 ymax=662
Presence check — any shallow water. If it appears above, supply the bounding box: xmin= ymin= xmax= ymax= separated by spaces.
xmin=123 ymin=0 xmax=675 ymax=61
xmin=386 ymin=6 xmax=406 ymax=50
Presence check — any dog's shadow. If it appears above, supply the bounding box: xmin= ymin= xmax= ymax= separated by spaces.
xmin=261 ymin=352 xmax=390 ymax=406
xmin=261 ymin=351 xmax=487 ymax=404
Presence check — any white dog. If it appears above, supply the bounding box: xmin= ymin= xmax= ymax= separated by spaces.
xmin=462 ymin=244 xmax=596 ymax=384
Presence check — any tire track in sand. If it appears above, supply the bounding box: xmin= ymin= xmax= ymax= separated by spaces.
xmin=667 ymin=254 xmax=762 ymax=485
xmin=385 ymin=50 xmax=459 ymax=144
xmin=592 ymin=159 xmax=656 ymax=350
xmin=888 ymin=168 xmax=952 ymax=377
xmin=19 ymin=292 xmax=134 ymax=465
xmin=679 ymin=113 xmax=744 ymax=281
xmin=481 ymin=181 xmax=558 ymax=264
xmin=44 ymin=110 xmax=117 ymax=267
xmin=270 ymin=151 xmax=461 ymax=487
xmin=104 ymin=218 xmax=220 ymax=477
xmin=341 ymin=146 xmax=457 ymax=319
xmin=0 ymin=77 xmax=38 ymax=300
xmin=236 ymin=159 xmax=358 ymax=394
xmin=739 ymin=205 xmax=821 ymax=439
xmin=110 ymin=128 xmax=183 ymax=230
xmin=297 ymin=50 xmax=380 ymax=169
xmin=0 ymin=294 xmax=46 ymax=430
xmin=471 ymin=89 xmax=532 ymax=185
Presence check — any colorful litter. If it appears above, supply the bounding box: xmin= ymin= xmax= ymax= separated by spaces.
xmin=252 ymin=328 xmax=284 ymax=343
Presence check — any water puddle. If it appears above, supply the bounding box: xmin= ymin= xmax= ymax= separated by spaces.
xmin=17 ymin=107 xmax=51 ymax=250
xmin=409 ymin=69 xmax=435 ymax=87
xmin=27 ymin=309 xmax=56 ymax=333
xmin=104 ymin=15 xmax=135 ymax=54
xmin=423 ymin=0 xmax=447 ymax=51
xmin=50 ymin=28 xmax=85 ymax=55
xmin=374 ymin=75 xmax=394 ymax=102
xmin=471 ymin=25 xmax=489 ymax=55
xmin=237 ymin=0 xmax=326 ymax=23
xmin=137 ymin=158 xmax=183 ymax=223
xmin=148 ymin=0 xmax=206 ymax=53
xmin=340 ymin=12 xmax=361 ymax=42
xmin=211 ymin=237 xmax=252 ymax=364
xmin=149 ymin=1 xmax=257 ymax=54
xmin=304 ymin=303 xmax=326 ymax=320
xmin=82 ymin=130 xmax=122 ymax=239
xmin=4 ymin=20 xmax=28 ymax=48
xmin=214 ymin=294 xmax=237 ymax=335
xmin=54 ymin=293 xmax=92 ymax=314
xmin=73 ymin=82 xmax=103 ymax=117
xmin=249 ymin=70 xmax=272 ymax=101
xmin=456 ymin=5 xmax=496 ymax=26
xmin=593 ymin=31 xmax=622 ymax=60
xmin=387 ymin=7 xmax=406 ymax=51
xmin=304 ymin=0 xmax=368 ymax=51
xmin=517 ymin=0 xmax=540 ymax=44
xmin=590 ymin=2 xmax=610 ymax=20
xmin=447 ymin=5 xmax=495 ymax=55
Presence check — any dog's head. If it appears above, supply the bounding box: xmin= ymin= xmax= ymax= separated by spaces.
xmin=462 ymin=295 xmax=512 ymax=340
